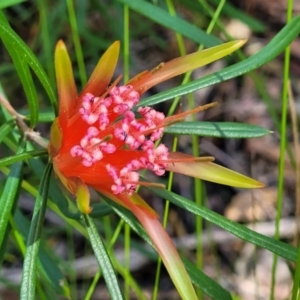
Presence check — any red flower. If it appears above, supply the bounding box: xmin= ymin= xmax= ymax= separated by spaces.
xmin=49 ymin=40 xmax=263 ymax=299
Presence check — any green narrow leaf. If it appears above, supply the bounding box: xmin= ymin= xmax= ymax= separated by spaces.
xmin=165 ymin=121 xmax=271 ymax=138
xmin=0 ymin=120 xmax=15 ymax=143
xmin=102 ymin=196 xmax=232 ymax=300
xmin=83 ymin=214 xmax=124 ymax=300
xmin=0 ymin=220 xmax=11 ymax=266
xmin=20 ymin=162 xmax=52 ymax=300
xmin=0 ymin=140 xmax=25 ymax=247
xmin=0 ymin=149 xmax=48 ymax=168
xmin=139 ymin=15 xmax=300 ymax=107
xmin=0 ymin=11 xmax=57 ymax=115
xmin=149 ymin=187 xmax=297 ymax=262
xmin=34 ymin=111 xmax=55 ymax=123
xmin=0 ymin=41 xmax=39 ymax=127
xmin=118 ymin=0 xmax=220 ymax=47
xmin=14 ymin=208 xmax=70 ymax=297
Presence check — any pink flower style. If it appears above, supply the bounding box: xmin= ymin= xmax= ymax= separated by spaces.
xmin=49 ymin=40 xmax=263 ymax=300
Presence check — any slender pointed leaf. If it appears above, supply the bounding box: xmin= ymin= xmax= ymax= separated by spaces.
xmin=0 ymin=141 xmax=25 ymax=247
xmin=14 ymin=209 xmax=69 ymax=296
xmin=165 ymin=121 xmax=271 ymax=138
xmin=83 ymin=214 xmax=124 ymax=300
xmin=1 ymin=42 xmax=39 ymax=127
xmin=0 ymin=149 xmax=48 ymax=168
xmin=20 ymin=162 xmax=52 ymax=300
xmin=149 ymin=187 xmax=297 ymax=262
xmin=0 ymin=120 xmax=15 ymax=143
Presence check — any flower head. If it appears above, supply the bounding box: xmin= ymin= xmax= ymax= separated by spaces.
xmin=49 ymin=40 xmax=263 ymax=299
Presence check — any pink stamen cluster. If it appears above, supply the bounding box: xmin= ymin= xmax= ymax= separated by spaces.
xmin=70 ymin=85 xmax=169 ymax=195
xmin=70 ymin=126 xmax=116 ymax=167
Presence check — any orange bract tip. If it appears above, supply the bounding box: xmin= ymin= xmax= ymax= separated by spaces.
xmin=54 ymin=40 xmax=78 ymax=129
xmin=167 ymin=160 xmax=264 ymax=189
xmin=129 ymin=40 xmax=247 ymax=94
xmin=76 ymin=181 xmax=92 ymax=214
xmin=80 ymin=41 xmax=120 ymax=98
